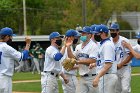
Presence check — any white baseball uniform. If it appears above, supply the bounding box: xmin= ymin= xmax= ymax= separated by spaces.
xmin=60 ymin=46 xmax=78 ymax=93
xmin=96 ymin=38 xmax=118 ymax=93
xmin=0 ymin=42 xmax=29 ymax=93
xmin=41 ymin=46 xmax=62 ymax=93
xmin=133 ymin=44 xmax=140 ymax=53
xmin=74 ymin=39 xmax=99 ymax=93
xmin=110 ymin=36 xmax=131 ymax=93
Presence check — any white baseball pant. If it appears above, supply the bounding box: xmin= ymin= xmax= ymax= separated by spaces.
xmin=99 ymin=74 xmax=118 ymax=93
xmin=0 ymin=75 xmax=12 ymax=93
xmin=60 ymin=74 xmax=78 ymax=93
xmin=116 ymin=65 xmax=131 ymax=93
xmin=41 ymin=72 xmax=58 ymax=93
xmin=76 ymin=75 xmax=99 ymax=93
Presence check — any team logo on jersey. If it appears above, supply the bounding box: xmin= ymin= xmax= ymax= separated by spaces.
xmin=77 ymin=53 xmax=89 ymax=58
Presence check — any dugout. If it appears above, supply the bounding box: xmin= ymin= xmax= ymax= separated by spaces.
xmin=11 ymin=35 xmax=50 ymax=50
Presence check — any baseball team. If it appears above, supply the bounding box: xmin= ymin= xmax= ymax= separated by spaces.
xmin=0 ymin=23 xmax=140 ymax=93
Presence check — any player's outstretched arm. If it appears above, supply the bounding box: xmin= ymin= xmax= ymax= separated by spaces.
xmin=77 ymin=58 xmax=96 ymax=65
xmin=21 ymin=36 xmax=31 ymax=61
xmin=66 ymin=37 xmax=75 ymax=58
xmin=117 ymin=53 xmax=133 ymax=69
xmin=24 ymin=36 xmax=31 ymax=50
xmin=123 ymin=41 xmax=140 ymax=59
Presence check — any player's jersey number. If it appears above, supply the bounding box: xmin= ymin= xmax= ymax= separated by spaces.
xmin=97 ymin=60 xmax=101 ymax=66
xmin=0 ymin=52 xmax=2 ymax=64
xmin=120 ymin=52 xmax=124 ymax=58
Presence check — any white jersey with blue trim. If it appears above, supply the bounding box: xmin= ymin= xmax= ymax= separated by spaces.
xmin=96 ymin=39 xmax=117 ymax=74
xmin=43 ymin=46 xmax=62 ymax=74
xmin=74 ymin=40 xmax=99 ymax=75
xmin=60 ymin=46 xmax=77 ymax=75
xmin=133 ymin=44 xmax=140 ymax=53
xmin=110 ymin=36 xmax=131 ymax=64
xmin=0 ymin=42 xmax=22 ymax=76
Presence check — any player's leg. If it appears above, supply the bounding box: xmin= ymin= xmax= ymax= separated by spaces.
xmin=115 ymin=73 xmax=122 ymax=93
xmin=121 ymin=66 xmax=131 ymax=93
xmin=76 ymin=77 xmax=88 ymax=93
xmin=101 ymin=74 xmax=118 ymax=93
xmin=41 ymin=73 xmax=58 ymax=93
xmin=61 ymin=74 xmax=77 ymax=93
xmin=34 ymin=58 xmax=41 ymax=74
xmin=87 ymin=76 xmax=99 ymax=93
xmin=0 ymin=75 xmax=12 ymax=93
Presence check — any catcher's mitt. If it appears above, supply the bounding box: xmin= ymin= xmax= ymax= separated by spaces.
xmin=62 ymin=58 xmax=77 ymax=71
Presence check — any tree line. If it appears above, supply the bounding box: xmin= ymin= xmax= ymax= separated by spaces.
xmin=0 ymin=0 xmax=140 ymax=35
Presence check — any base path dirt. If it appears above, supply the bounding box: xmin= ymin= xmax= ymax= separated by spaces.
xmin=13 ymin=80 xmax=40 ymax=83
xmin=12 ymin=91 xmax=40 ymax=93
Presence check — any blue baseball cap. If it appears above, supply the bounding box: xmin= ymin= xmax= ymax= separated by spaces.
xmin=109 ymin=23 xmax=120 ymax=30
xmin=135 ymin=32 xmax=140 ymax=38
xmin=79 ymin=26 xmax=92 ymax=34
xmin=95 ymin=24 xmax=109 ymax=33
xmin=90 ymin=24 xmax=99 ymax=34
xmin=65 ymin=29 xmax=79 ymax=37
xmin=49 ymin=32 xmax=63 ymax=40
xmin=0 ymin=27 xmax=16 ymax=36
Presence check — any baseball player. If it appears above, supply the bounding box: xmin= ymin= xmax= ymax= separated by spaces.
xmin=92 ymin=24 xmax=118 ymax=93
xmin=60 ymin=29 xmax=80 ymax=93
xmin=109 ymin=23 xmax=133 ymax=93
xmin=123 ymin=32 xmax=140 ymax=59
xmin=133 ymin=32 xmax=140 ymax=53
xmin=66 ymin=26 xmax=99 ymax=93
xmin=0 ymin=27 xmax=31 ymax=93
xmin=41 ymin=32 xmax=68 ymax=93
xmin=88 ymin=24 xmax=100 ymax=70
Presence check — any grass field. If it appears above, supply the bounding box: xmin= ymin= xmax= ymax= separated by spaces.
xmin=12 ymin=67 xmax=140 ymax=93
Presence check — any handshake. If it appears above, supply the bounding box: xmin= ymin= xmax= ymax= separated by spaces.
xmin=62 ymin=58 xmax=77 ymax=71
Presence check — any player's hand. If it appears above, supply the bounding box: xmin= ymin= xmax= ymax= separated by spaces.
xmin=65 ymin=37 xmax=73 ymax=47
xmin=122 ymin=41 xmax=131 ymax=49
xmin=25 ymin=36 xmax=31 ymax=44
xmin=117 ymin=63 xmax=123 ymax=69
xmin=63 ymin=77 xmax=69 ymax=84
xmin=93 ymin=77 xmax=99 ymax=87
xmin=89 ymin=63 xmax=96 ymax=69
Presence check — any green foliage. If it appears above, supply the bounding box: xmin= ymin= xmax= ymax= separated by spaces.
xmin=0 ymin=0 xmax=140 ymax=35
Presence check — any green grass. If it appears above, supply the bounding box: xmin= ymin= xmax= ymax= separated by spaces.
xmin=131 ymin=76 xmax=140 ymax=93
xmin=13 ymin=80 xmax=63 ymax=93
xmin=12 ymin=72 xmax=41 ymax=81
xmin=131 ymin=67 xmax=140 ymax=74
xmin=12 ymin=67 xmax=140 ymax=93
xmin=13 ymin=82 xmax=41 ymax=92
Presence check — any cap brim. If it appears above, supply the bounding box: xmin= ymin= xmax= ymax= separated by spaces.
xmin=79 ymin=30 xmax=92 ymax=34
xmin=78 ymin=30 xmax=84 ymax=33
xmin=59 ymin=35 xmax=64 ymax=38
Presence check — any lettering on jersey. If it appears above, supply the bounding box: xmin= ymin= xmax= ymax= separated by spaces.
xmin=115 ymin=47 xmax=124 ymax=58
xmin=77 ymin=53 xmax=89 ymax=58
xmin=0 ymin=52 xmax=2 ymax=64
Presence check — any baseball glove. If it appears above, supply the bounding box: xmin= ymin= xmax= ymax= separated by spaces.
xmin=62 ymin=58 xmax=77 ymax=71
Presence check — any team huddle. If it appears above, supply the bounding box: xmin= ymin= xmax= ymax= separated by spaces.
xmin=41 ymin=23 xmax=134 ymax=93
xmin=0 ymin=23 xmax=139 ymax=93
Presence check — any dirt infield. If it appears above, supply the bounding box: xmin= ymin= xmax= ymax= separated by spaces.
xmin=12 ymin=91 xmax=40 ymax=93
xmin=13 ymin=80 xmax=40 ymax=83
